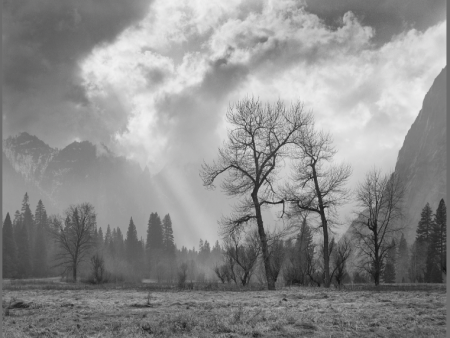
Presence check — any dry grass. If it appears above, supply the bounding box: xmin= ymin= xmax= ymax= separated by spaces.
xmin=2 ymin=282 xmax=446 ymax=337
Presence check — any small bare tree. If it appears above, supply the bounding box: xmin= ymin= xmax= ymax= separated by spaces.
xmin=178 ymin=262 xmax=188 ymax=288
xmin=50 ymin=203 xmax=97 ymax=282
xmin=213 ymin=264 xmax=228 ymax=283
xmin=352 ymin=169 xmax=404 ymax=286
xmin=200 ymin=98 xmax=311 ymax=290
xmin=90 ymin=252 xmax=107 ymax=284
xmin=284 ymin=127 xmax=352 ymax=287
xmin=223 ymin=230 xmax=261 ymax=286
xmin=331 ymin=237 xmax=352 ymax=287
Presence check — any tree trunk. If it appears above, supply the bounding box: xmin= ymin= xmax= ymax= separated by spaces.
xmin=374 ymin=231 xmax=380 ymax=286
xmin=72 ymin=265 xmax=77 ymax=282
xmin=321 ymin=213 xmax=330 ymax=288
xmin=252 ymin=193 xmax=275 ymax=290
xmin=312 ymin=165 xmax=330 ymax=288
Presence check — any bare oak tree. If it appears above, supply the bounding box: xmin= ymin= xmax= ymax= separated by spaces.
xmin=352 ymin=169 xmax=404 ymax=286
xmin=223 ymin=230 xmax=261 ymax=286
xmin=200 ymin=98 xmax=311 ymax=290
xmin=284 ymin=127 xmax=352 ymax=287
xmin=51 ymin=203 xmax=97 ymax=281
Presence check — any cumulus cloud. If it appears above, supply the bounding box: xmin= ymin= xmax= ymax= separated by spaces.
xmin=304 ymin=0 xmax=446 ymax=45
xmin=79 ymin=0 xmax=445 ymax=180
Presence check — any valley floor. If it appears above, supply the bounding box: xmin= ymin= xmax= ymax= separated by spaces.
xmin=2 ymin=283 xmax=447 ymax=338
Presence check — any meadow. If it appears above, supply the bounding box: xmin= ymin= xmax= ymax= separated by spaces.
xmin=2 ymin=280 xmax=446 ymax=338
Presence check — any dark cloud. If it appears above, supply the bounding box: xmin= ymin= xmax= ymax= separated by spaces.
xmin=3 ymin=0 xmax=152 ymax=145
xmin=305 ymin=0 xmax=446 ymax=44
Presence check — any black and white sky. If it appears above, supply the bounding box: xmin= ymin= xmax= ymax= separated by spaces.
xmin=3 ymin=0 xmax=447 ymax=243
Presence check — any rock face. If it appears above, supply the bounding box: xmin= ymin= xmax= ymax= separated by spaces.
xmin=394 ymin=66 xmax=447 ymax=244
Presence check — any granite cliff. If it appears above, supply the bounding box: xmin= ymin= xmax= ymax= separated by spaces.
xmin=394 ymin=66 xmax=447 ymax=244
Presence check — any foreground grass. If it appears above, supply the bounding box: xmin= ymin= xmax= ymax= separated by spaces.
xmin=2 ymin=283 xmax=446 ymax=337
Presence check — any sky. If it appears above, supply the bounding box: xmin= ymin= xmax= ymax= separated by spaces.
xmin=3 ymin=0 xmax=447 ymax=247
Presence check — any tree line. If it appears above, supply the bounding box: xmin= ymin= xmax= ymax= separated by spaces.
xmin=2 ymin=193 xmax=224 ymax=282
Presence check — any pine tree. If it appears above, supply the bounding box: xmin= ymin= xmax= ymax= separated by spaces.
xmin=162 ymin=214 xmax=175 ymax=255
xmin=146 ymin=212 xmax=163 ymax=274
xmin=417 ymin=203 xmax=434 ymax=242
xmin=13 ymin=210 xmax=21 ymax=228
xmin=3 ymin=213 xmax=18 ymax=278
xmin=21 ymin=193 xmax=35 ymax=245
xmin=415 ymin=203 xmax=434 ymax=281
xmin=34 ymin=200 xmax=48 ymax=230
xmin=115 ymin=227 xmax=125 ymax=258
xmin=146 ymin=213 xmax=163 ymax=250
xmin=383 ymin=239 xmax=396 ymax=283
xmin=434 ymin=199 xmax=446 ymax=276
xmin=33 ymin=200 xmax=48 ymax=277
xmin=125 ymin=218 xmax=139 ymax=264
xmin=110 ymin=227 xmax=117 ymax=258
xmin=97 ymin=227 xmax=104 ymax=251
xmin=426 ymin=199 xmax=446 ymax=283
xmin=105 ymin=225 xmax=113 ymax=256
xmin=426 ymin=237 xmax=441 ymax=283
xmin=396 ymin=233 xmax=409 ymax=283
xmin=16 ymin=193 xmax=33 ymax=277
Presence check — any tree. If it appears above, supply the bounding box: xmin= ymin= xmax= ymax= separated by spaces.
xmin=15 ymin=193 xmax=33 ymax=277
xmin=416 ymin=203 xmax=433 ymax=242
xmin=162 ymin=214 xmax=175 ymax=256
xmin=433 ymin=199 xmax=446 ymax=276
xmin=352 ymin=169 xmax=404 ymax=286
xmin=426 ymin=199 xmax=446 ymax=283
xmin=200 ymin=98 xmax=311 ymax=290
xmin=51 ymin=203 xmax=97 ymax=281
xmin=284 ymin=217 xmax=315 ymax=286
xmin=96 ymin=227 xmax=104 ymax=251
xmin=33 ymin=200 xmax=48 ymax=277
xmin=331 ymin=237 xmax=352 ymax=287
xmin=125 ymin=218 xmax=140 ymax=269
xmin=268 ymin=238 xmax=285 ymax=284
xmin=396 ymin=233 xmax=409 ymax=283
xmin=3 ymin=213 xmax=18 ymax=278
xmin=383 ymin=239 xmax=396 ymax=283
xmin=146 ymin=212 xmax=163 ymax=274
xmin=105 ymin=224 xmax=113 ymax=256
xmin=21 ymin=193 xmax=35 ymax=247
xmin=284 ymin=127 xmax=352 ymax=287
xmin=223 ymin=229 xmax=261 ymax=286
xmin=416 ymin=203 xmax=433 ymax=281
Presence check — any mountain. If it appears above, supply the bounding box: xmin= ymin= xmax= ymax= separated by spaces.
xmin=2 ymin=133 xmax=159 ymax=238
xmin=2 ymin=133 xmax=230 ymax=248
xmin=394 ymin=66 xmax=447 ymax=244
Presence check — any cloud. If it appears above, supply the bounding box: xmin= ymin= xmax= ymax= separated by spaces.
xmin=3 ymin=0 xmax=153 ymax=146
xmin=79 ymin=0 xmax=445 ymax=181
xmin=304 ymin=0 xmax=446 ymax=44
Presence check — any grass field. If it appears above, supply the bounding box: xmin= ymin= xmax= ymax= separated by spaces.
xmin=2 ymin=281 xmax=447 ymax=337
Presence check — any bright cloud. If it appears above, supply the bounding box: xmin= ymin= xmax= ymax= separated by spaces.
xmin=80 ymin=0 xmax=446 ymax=185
